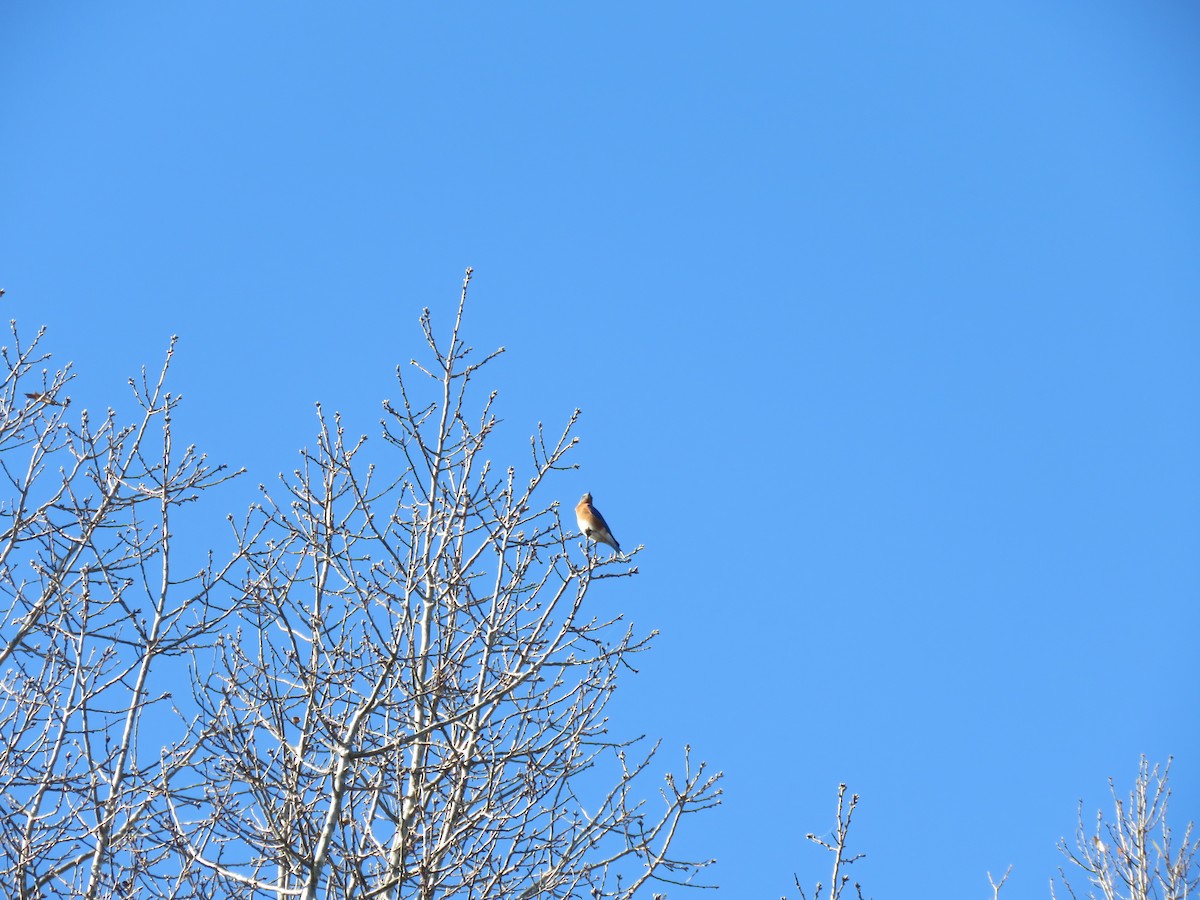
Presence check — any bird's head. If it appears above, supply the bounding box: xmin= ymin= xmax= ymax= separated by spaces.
xmin=580 ymin=492 xmax=592 ymax=504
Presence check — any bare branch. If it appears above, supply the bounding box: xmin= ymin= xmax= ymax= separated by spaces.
xmin=791 ymin=783 xmax=868 ymax=900
xmin=988 ymin=864 xmax=1013 ymax=899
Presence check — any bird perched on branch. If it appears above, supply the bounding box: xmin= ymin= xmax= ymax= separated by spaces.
xmin=575 ymin=492 xmax=621 ymax=554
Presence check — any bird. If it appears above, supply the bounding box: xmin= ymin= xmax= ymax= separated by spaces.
xmin=24 ymin=392 xmax=66 ymax=407
xmin=575 ymin=492 xmax=621 ymax=554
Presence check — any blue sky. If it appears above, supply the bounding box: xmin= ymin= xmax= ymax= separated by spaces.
xmin=3 ymin=2 xmax=1198 ymax=895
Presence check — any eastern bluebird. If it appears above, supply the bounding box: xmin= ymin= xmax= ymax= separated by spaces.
xmin=575 ymin=492 xmax=621 ymax=554
xmin=24 ymin=392 xmax=66 ymax=407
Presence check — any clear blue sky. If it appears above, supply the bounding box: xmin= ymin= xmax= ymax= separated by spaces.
xmin=3 ymin=2 xmax=1198 ymax=895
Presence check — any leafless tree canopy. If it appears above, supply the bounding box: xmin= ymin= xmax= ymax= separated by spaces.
xmin=785 ymin=760 xmax=1198 ymax=900
xmin=0 ymin=272 xmax=721 ymax=899
xmin=1053 ymin=757 xmax=1199 ymax=900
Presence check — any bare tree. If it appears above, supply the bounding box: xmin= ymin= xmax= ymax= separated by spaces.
xmin=788 ymin=783 xmax=868 ymax=900
xmin=787 ymin=763 xmax=1198 ymax=900
xmin=154 ymin=269 xmax=721 ymax=898
xmin=0 ymin=327 xmax=246 ymax=898
xmin=0 ymin=271 xmax=721 ymax=898
xmin=1053 ymin=757 xmax=1199 ymax=900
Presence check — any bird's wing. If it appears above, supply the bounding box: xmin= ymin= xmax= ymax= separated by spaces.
xmin=589 ymin=507 xmax=612 ymax=534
